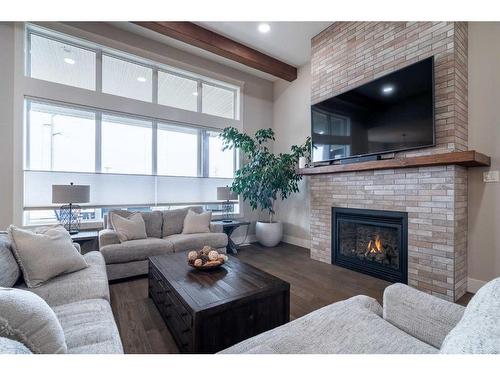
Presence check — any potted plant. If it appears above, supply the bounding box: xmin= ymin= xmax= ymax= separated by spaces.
xmin=220 ymin=127 xmax=310 ymax=247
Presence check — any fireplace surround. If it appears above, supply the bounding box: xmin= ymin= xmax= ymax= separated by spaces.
xmin=332 ymin=207 xmax=408 ymax=283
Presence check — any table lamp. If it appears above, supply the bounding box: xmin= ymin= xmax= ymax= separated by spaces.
xmin=217 ymin=186 xmax=238 ymax=222
xmin=52 ymin=182 xmax=90 ymax=234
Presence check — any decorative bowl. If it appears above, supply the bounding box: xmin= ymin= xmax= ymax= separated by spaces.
xmin=187 ymin=247 xmax=228 ymax=270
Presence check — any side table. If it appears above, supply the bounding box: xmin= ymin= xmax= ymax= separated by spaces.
xmin=212 ymin=220 xmax=250 ymax=254
xmin=71 ymin=230 xmax=99 ymax=254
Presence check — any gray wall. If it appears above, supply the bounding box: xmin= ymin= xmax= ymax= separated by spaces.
xmin=0 ymin=22 xmax=273 ymax=241
xmin=272 ymin=63 xmax=312 ymax=248
xmin=0 ymin=23 xmax=15 ymax=229
xmin=467 ymin=22 xmax=500 ymax=286
xmin=271 ymin=22 xmax=500 ymax=288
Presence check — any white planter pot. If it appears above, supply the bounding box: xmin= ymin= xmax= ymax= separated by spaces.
xmin=256 ymin=221 xmax=283 ymax=247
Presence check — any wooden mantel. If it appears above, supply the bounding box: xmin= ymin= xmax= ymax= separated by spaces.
xmin=298 ymin=150 xmax=491 ymax=176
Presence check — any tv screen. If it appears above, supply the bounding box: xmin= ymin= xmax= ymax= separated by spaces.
xmin=311 ymin=56 xmax=435 ymax=163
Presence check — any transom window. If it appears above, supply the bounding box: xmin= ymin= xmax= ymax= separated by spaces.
xmin=26 ymin=26 xmax=240 ymax=120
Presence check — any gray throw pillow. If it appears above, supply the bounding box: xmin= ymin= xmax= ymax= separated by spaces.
xmin=0 ymin=232 xmax=20 ymax=288
xmin=0 ymin=287 xmax=67 ymax=354
xmin=182 ymin=210 xmax=212 ymax=234
xmin=162 ymin=206 xmax=203 ymax=236
xmin=8 ymin=225 xmax=88 ymax=288
xmin=440 ymin=277 xmax=500 ymax=354
xmin=110 ymin=212 xmax=147 ymax=242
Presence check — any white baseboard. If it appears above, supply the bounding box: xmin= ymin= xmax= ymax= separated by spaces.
xmin=282 ymin=234 xmax=310 ymax=249
xmin=467 ymin=277 xmax=487 ymax=293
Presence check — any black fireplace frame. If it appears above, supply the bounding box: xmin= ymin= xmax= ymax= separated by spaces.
xmin=331 ymin=207 xmax=408 ymax=284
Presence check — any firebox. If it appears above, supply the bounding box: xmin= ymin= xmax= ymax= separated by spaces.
xmin=331 ymin=207 xmax=408 ymax=283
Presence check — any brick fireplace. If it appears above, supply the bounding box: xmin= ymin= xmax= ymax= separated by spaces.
xmin=309 ymin=22 xmax=468 ymax=301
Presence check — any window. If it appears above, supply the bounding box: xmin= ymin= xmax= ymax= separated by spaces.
xmin=202 ymin=83 xmax=235 ymax=119
xmin=27 ymin=101 xmax=95 ymax=172
xmin=26 ymin=26 xmax=240 ymax=120
xmin=157 ymin=123 xmax=199 ymax=177
xmin=102 ymin=55 xmax=153 ymax=102
xmin=207 ymin=131 xmax=235 ymax=178
xmin=158 ymin=71 xmax=198 ymax=111
xmin=29 ymin=33 xmax=96 ymax=90
xmin=101 ymin=114 xmax=153 ymax=175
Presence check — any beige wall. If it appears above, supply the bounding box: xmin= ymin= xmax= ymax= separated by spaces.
xmin=273 ymin=64 xmax=312 ymax=248
xmin=467 ymin=22 xmax=500 ymax=285
xmin=0 ymin=23 xmax=15 ymax=229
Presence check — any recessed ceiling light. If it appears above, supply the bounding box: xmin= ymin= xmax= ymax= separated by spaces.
xmin=137 ymin=76 xmax=147 ymax=82
xmin=382 ymin=85 xmax=394 ymax=94
xmin=192 ymin=92 xmax=199 ymax=96
xmin=64 ymin=57 xmax=75 ymax=65
xmin=258 ymin=23 xmax=271 ymax=33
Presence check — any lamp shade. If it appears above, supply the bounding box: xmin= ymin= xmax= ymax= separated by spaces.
xmin=52 ymin=183 xmax=90 ymax=204
xmin=217 ymin=186 xmax=238 ymax=201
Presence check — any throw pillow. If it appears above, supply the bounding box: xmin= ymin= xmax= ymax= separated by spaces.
xmin=8 ymin=225 xmax=88 ymax=288
xmin=110 ymin=212 xmax=147 ymax=242
xmin=162 ymin=206 xmax=203 ymax=236
xmin=0 ymin=232 xmax=20 ymax=288
xmin=182 ymin=209 xmax=212 ymax=234
xmin=440 ymin=277 xmax=500 ymax=354
xmin=0 ymin=287 xmax=67 ymax=354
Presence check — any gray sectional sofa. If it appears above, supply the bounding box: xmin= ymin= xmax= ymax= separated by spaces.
xmin=99 ymin=206 xmax=228 ymax=280
xmin=0 ymin=233 xmax=123 ymax=354
xmin=221 ymin=277 xmax=500 ymax=354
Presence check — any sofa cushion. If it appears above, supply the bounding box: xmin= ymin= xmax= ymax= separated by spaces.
xmin=182 ymin=209 xmax=212 ymax=234
xmin=108 ymin=210 xmax=163 ymax=238
xmin=0 ymin=337 xmax=32 ymax=354
xmin=110 ymin=212 xmax=147 ymax=243
xmin=18 ymin=251 xmax=109 ymax=307
xmin=0 ymin=287 xmax=67 ymax=354
xmin=0 ymin=232 xmax=19 ymax=288
xmin=8 ymin=225 xmax=88 ymax=288
xmin=162 ymin=206 xmax=203 ymax=236
xmin=166 ymin=232 xmax=228 ymax=253
xmin=52 ymin=298 xmax=123 ymax=354
xmin=220 ymin=295 xmax=437 ymax=354
xmin=100 ymin=238 xmax=174 ymax=264
xmin=440 ymin=277 xmax=500 ymax=354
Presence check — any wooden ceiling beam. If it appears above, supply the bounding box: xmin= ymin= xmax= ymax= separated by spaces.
xmin=132 ymin=21 xmax=298 ymax=81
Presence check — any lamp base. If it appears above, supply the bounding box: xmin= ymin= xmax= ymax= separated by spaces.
xmin=58 ymin=204 xmax=81 ymax=234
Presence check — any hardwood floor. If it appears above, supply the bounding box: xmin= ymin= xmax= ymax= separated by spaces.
xmin=109 ymin=242 xmax=473 ymax=354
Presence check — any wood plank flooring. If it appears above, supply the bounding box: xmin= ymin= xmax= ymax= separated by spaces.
xmin=109 ymin=242 xmax=473 ymax=354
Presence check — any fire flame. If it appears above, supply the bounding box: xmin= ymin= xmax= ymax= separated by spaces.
xmin=367 ymin=235 xmax=383 ymax=254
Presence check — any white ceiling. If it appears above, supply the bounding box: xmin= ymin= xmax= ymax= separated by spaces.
xmin=111 ymin=22 xmax=332 ymax=81
xmin=196 ymin=22 xmax=332 ymax=66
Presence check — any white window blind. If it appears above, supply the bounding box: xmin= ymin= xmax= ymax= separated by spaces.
xmin=102 ymin=55 xmax=153 ymax=102
xmin=29 ymin=33 xmax=96 ymax=90
xmin=158 ymin=71 xmax=198 ymax=111
xmin=24 ymin=171 xmax=232 ymax=209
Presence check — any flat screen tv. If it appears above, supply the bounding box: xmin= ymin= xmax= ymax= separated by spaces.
xmin=311 ymin=56 xmax=435 ymax=164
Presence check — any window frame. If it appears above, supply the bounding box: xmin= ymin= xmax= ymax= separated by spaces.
xmin=26 ymin=25 xmax=241 ymax=120
xmin=25 ymin=97 xmax=237 ymax=178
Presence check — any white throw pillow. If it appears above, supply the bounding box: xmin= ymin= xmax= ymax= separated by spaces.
xmin=182 ymin=210 xmax=212 ymax=234
xmin=0 ymin=287 xmax=67 ymax=354
xmin=111 ymin=212 xmax=147 ymax=242
xmin=8 ymin=225 xmax=88 ymax=288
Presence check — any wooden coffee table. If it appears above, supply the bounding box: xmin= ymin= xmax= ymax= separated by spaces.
xmin=148 ymin=252 xmax=290 ymax=353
